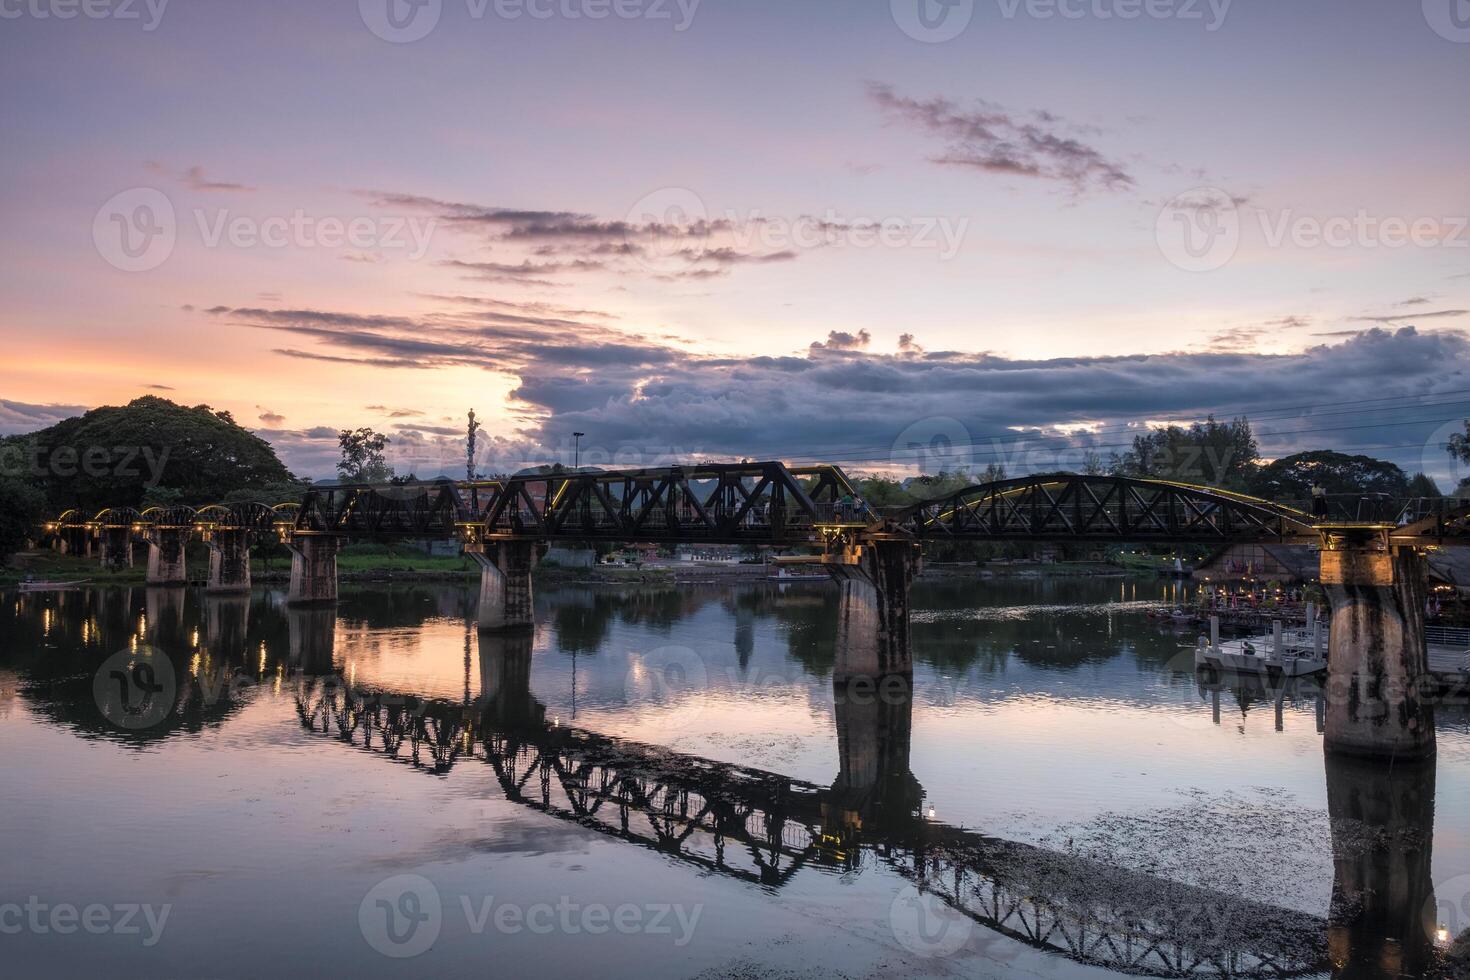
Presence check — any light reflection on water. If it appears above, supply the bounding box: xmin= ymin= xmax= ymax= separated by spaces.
xmin=1 ymin=577 xmax=1467 ymax=978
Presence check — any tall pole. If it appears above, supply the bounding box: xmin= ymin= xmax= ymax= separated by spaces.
xmin=573 ymin=431 xmax=584 ymax=470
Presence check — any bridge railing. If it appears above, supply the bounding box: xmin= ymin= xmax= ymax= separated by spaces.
xmin=1284 ymin=494 xmax=1460 ymax=526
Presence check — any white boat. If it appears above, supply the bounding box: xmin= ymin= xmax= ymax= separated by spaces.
xmin=17 ymin=579 xmax=90 ymax=593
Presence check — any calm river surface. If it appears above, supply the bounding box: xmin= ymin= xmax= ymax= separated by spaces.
xmin=3 ymin=576 xmax=1468 ymax=978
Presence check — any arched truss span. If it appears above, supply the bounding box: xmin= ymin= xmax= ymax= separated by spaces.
xmin=193 ymin=502 xmax=282 ymax=531
xmin=893 ymin=475 xmax=1318 ymax=543
xmin=140 ymin=505 xmax=199 ymax=529
xmin=90 ymin=507 xmax=143 ymax=529
xmin=294 ymin=482 xmax=465 ymax=538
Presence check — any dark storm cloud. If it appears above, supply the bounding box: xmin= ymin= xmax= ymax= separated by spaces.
xmin=866 ymin=82 xmax=1134 ymax=192
xmin=216 ymin=298 xmax=1470 ymax=479
xmin=0 ymin=399 xmax=88 ymax=435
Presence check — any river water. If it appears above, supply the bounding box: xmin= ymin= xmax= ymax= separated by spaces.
xmin=2 ymin=576 xmax=1467 ymax=978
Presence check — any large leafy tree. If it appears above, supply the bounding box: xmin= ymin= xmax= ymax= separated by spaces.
xmin=1407 ymin=472 xmax=1442 ymax=498
xmin=1110 ymin=416 xmax=1259 ymax=490
xmin=1 ymin=396 xmax=295 ymax=512
xmin=1248 ymin=450 xmax=1409 ymax=499
xmin=337 ymin=427 xmax=394 ymax=483
xmin=0 ymin=476 xmax=47 ymax=561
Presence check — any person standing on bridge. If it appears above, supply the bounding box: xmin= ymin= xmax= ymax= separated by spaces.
xmin=1311 ymin=483 xmax=1327 ymax=518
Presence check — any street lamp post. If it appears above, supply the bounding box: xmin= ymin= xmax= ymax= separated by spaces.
xmin=573 ymin=432 xmax=584 ymax=470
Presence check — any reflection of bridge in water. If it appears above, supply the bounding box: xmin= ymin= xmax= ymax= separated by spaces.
xmin=3 ymin=585 xmax=1447 ymax=977
xmin=289 ymin=626 xmax=1374 ymax=978
xmin=48 ymin=468 xmax=1470 ymax=760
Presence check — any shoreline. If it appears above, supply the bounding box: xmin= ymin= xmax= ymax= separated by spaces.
xmin=2 ymin=550 xmax=1158 ymax=589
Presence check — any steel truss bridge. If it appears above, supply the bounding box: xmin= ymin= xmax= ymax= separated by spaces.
xmin=295 ymin=678 xmax=1329 ymax=978
xmin=46 ymin=463 xmax=1470 ymax=547
xmin=50 ymin=502 xmax=301 ymax=536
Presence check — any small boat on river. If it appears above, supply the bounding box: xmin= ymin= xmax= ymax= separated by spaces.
xmin=17 ymin=579 xmax=90 ymax=593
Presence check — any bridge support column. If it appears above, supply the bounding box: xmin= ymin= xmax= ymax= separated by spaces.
xmin=1326 ymin=753 xmax=1437 ymax=976
xmin=470 ymin=541 xmax=536 ymax=632
xmin=98 ymin=527 xmax=134 ymax=569
xmin=144 ymin=586 xmax=186 ymax=645
xmin=1320 ymin=535 xmax=1435 ymax=761
xmin=286 ymin=535 xmax=341 ymax=605
xmin=828 ymin=675 xmax=923 ymax=837
xmin=203 ymin=594 xmax=250 ymax=662
xmin=145 ymin=528 xmax=188 ymax=586
xmin=205 ymin=529 xmax=252 ymax=594
xmin=287 ymin=605 xmax=337 ymax=674
xmin=827 ymin=540 xmax=921 ymax=682
xmin=478 ymin=631 xmax=542 ymax=728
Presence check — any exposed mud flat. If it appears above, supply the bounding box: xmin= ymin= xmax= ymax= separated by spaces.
xmin=1036 ymin=787 xmax=1335 ymax=915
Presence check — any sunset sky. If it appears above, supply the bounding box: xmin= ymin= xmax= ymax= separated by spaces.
xmin=3 ymin=0 xmax=1469 ymax=481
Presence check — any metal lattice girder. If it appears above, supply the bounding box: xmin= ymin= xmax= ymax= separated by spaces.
xmin=294 ymin=480 xmax=467 ymax=538
xmin=892 ymin=475 xmax=1319 ymax=543
xmin=89 ymin=506 xmax=144 ymax=530
xmin=67 ymin=467 xmax=1460 ymax=546
xmin=139 ymin=505 xmax=199 ymax=530
xmin=475 ymin=462 xmax=862 ymax=544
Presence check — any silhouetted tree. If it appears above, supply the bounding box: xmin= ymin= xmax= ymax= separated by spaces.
xmin=337 ymin=428 xmax=394 ymax=483
xmin=0 ymin=396 xmax=293 ymax=510
xmin=1248 ymin=450 xmax=1408 ymax=499
xmin=1111 ymin=416 xmax=1258 ymax=489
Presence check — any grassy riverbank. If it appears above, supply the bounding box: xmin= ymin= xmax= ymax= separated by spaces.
xmin=0 ymin=549 xmax=682 ymax=587
xmin=3 ymin=549 xmax=1157 ymax=587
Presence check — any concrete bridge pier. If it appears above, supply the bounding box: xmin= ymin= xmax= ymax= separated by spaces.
xmin=145 ymin=528 xmax=189 ymax=586
xmin=205 ymin=529 xmax=252 ymax=594
xmin=98 ymin=527 xmax=133 ymax=569
xmin=144 ymin=586 xmax=187 ymax=646
xmin=469 ymin=541 xmax=536 ymax=632
xmin=1326 ymin=753 xmax=1437 ymax=977
xmin=287 ymin=605 xmax=337 ymax=674
xmin=203 ymin=594 xmax=250 ymax=662
xmin=286 ymin=535 xmax=341 ymax=605
xmin=826 ymin=540 xmax=921 ymax=682
xmin=1320 ymin=534 xmax=1435 ymax=761
xmin=477 ymin=631 xmax=543 ymax=728
xmin=827 ymin=674 xmax=924 ymax=838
